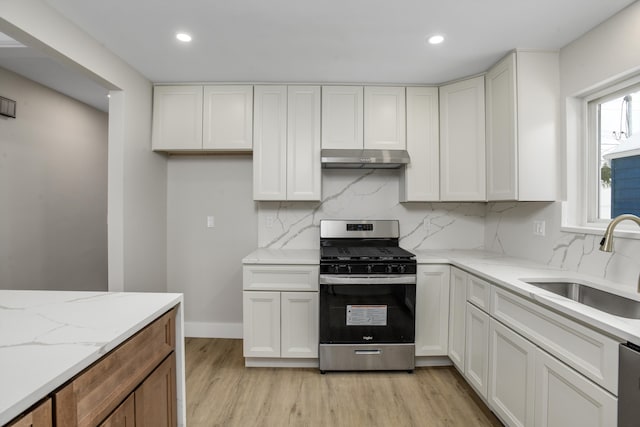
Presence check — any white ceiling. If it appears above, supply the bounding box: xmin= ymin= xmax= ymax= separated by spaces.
xmin=1 ymin=0 xmax=637 ymax=112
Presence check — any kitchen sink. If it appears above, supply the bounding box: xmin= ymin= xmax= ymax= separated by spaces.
xmin=523 ymin=280 xmax=640 ymax=319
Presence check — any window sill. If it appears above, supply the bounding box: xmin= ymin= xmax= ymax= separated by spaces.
xmin=561 ymin=224 xmax=640 ymax=241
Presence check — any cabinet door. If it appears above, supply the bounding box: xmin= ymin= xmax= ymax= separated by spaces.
xmin=152 ymin=85 xmax=203 ymax=151
xmin=448 ymin=267 xmax=467 ymax=371
xmin=253 ymin=86 xmax=287 ymax=200
xmin=489 ymin=319 xmax=536 ymax=427
xmin=135 ymin=353 xmax=177 ymax=427
xmin=401 ymin=87 xmax=439 ymax=202
xmin=439 ymin=76 xmax=486 ymax=201
xmin=516 ymin=51 xmax=559 ymax=201
xmin=8 ymin=399 xmax=52 ymax=427
xmin=243 ymin=291 xmax=281 ymax=357
xmin=281 ymin=292 xmax=318 ymax=358
xmin=287 ymin=86 xmax=321 ymax=201
xmin=321 ymin=86 xmax=363 ymax=149
xmin=415 ymin=265 xmax=450 ymax=356
xmin=203 ymin=85 xmax=253 ymax=150
xmin=364 ymin=86 xmax=406 ymax=150
xmin=534 ymin=348 xmax=616 ymax=427
xmin=100 ymin=394 xmax=134 ymax=427
xmin=486 ymin=52 xmax=518 ymax=201
xmin=465 ymin=303 xmax=490 ymax=399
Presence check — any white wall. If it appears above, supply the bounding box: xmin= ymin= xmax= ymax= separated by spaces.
xmin=0 ymin=0 xmax=167 ymax=292
xmin=0 ymin=66 xmax=108 ymax=290
xmin=167 ymin=156 xmax=257 ymax=337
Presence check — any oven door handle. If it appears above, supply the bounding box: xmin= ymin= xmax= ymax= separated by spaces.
xmin=319 ymin=275 xmax=416 ymax=285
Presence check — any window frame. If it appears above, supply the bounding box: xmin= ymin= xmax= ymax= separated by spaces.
xmin=573 ymin=74 xmax=640 ymax=234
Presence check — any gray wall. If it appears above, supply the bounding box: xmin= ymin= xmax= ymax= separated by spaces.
xmin=1 ymin=1 xmax=168 ymax=293
xmin=167 ymin=155 xmax=257 ymax=337
xmin=0 ymin=66 xmax=108 ymax=290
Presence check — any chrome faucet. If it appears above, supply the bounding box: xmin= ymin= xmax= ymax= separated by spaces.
xmin=599 ymin=214 xmax=640 ymax=291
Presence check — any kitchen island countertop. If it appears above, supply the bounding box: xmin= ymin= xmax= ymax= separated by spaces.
xmin=0 ymin=290 xmax=185 ymax=426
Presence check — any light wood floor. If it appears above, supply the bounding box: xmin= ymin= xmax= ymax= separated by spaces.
xmin=185 ymin=338 xmax=503 ymax=427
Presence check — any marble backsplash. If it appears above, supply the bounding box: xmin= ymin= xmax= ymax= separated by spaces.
xmin=258 ymin=169 xmax=486 ymax=251
xmin=258 ymin=170 xmax=640 ymax=292
xmin=485 ymin=201 xmax=640 ymax=292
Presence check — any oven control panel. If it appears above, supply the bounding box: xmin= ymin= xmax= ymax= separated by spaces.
xmin=320 ymin=263 xmax=416 ymax=275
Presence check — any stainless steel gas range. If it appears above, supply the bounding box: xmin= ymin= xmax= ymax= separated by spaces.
xmin=318 ymin=219 xmax=417 ymax=373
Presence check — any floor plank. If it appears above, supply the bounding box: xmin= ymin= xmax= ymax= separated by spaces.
xmin=185 ymin=338 xmax=503 ymax=427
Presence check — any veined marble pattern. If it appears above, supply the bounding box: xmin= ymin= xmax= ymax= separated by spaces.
xmin=485 ymin=201 xmax=640 ymax=292
xmin=0 ymin=290 xmax=185 ymax=426
xmin=258 ymin=169 xmax=486 ymax=250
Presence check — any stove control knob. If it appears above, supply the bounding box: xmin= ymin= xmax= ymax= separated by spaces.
xmin=367 ymin=265 xmax=373 ymax=274
xmin=333 ymin=265 xmax=340 ymax=273
xmin=386 ymin=265 xmax=394 ymax=274
xmin=399 ymin=265 xmax=406 ymax=274
xmin=347 ymin=265 xmax=352 ymax=274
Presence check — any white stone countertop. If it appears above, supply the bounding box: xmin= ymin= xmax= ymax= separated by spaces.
xmin=0 ymin=290 xmax=183 ymax=426
xmin=242 ymin=247 xmax=640 ymax=345
xmin=242 ymin=248 xmax=320 ymax=264
xmin=413 ymin=249 xmax=640 ymax=345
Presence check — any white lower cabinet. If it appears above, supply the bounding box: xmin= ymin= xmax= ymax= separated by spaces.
xmin=459 ymin=277 xmax=621 ymax=427
xmin=534 ymin=348 xmax=617 ymax=427
xmin=281 ymin=292 xmax=319 ymax=358
xmin=243 ymin=291 xmax=318 ymax=359
xmin=465 ymin=302 xmax=490 ymax=399
xmin=415 ymin=265 xmax=450 ymax=356
xmin=448 ymin=267 xmax=467 ymax=371
xmin=489 ymin=318 xmax=536 ymax=427
xmin=242 ymin=263 xmax=319 ymax=363
xmin=242 ymin=291 xmax=281 ymax=357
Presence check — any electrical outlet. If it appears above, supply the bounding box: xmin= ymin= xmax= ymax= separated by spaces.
xmin=423 ymin=218 xmax=430 ymax=233
xmin=207 ymin=216 xmax=215 ymax=228
xmin=266 ymin=215 xmax=274 ymax=229
xmin=533 ymin=220 xmax=546 ymax=236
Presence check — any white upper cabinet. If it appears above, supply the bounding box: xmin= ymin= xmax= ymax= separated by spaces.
xmin=439 ymin=76 xmax=486 ymax=201
xmin=253 ymin=85 xmax=321 ymax=202
xmin=203 ymin=85 xmax=253 ymax=151
xmin=321 ymin=86 xmax=363 ymax=149
xmin=401 ymin=87 xmax=439 ymax=202
xmin=152 ymin=85 xmax=253 ymax=152
xmin=152 ymin=85 xmax=203 ymax=151
xmin=486 ymin=50 xmax=559 ymax=201
xmin=364 ymin=86 xmax=406 ymax=150
xmin=253 ymin=86 xmax=288 ymax=200
xmin=287 ymin=86 xmax=321 ymax=201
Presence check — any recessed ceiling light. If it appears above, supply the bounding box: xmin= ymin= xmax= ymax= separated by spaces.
xmin=176 ymin=32 xmax=192 ymax=42
xmin=427 ymin=34 xmax=445 ymax=45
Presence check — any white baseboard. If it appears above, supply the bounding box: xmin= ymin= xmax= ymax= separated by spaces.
xmin=185 ymin=321 xmax=242 ymax=338
xmin=245 ymin=358 xmax=319 ymax=368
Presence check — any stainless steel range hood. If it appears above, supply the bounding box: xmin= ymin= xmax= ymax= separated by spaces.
xmin=321 ymin=149 xmax=410 ymax=169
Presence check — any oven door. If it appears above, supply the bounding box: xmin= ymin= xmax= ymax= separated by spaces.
xmin=319 ymin=275 xmax=416 ymax=344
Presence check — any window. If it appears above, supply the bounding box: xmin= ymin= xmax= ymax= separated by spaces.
xmin=587 ymin=81 xmax=640 ymax=222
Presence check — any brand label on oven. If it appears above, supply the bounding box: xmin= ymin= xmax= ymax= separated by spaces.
xmin=346 ymin=305 xmax=387 ymax=326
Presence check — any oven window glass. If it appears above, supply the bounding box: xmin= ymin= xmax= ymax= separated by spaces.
xmin=320 ymin=284 xmax=416 ymax=344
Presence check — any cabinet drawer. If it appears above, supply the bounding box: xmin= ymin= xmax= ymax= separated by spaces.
xmin=243 ymin=265 xmax=319 ymax=291
xmin=491 ymin=287 xmax=619 ymax=395
xmin=55 ymin=308 xmax=177 ymax=427
xmin=467 ymin=274 xmax=491 ymax=312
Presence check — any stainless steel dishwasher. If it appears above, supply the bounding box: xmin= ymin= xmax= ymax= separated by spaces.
xmin=619 ymin=342 xmax=640 ymax=427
